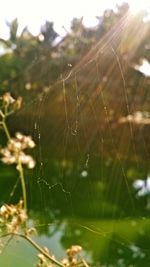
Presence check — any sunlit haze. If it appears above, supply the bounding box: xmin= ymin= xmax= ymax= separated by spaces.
xmin=0 ymin=0 xmax=150 ymax=38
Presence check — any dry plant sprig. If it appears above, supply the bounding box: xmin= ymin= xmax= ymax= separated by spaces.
xmin=0 ymin=92 xmax=22 ymax=140
xmin=0 ymin=200 xmax=27 ymax=233
xmin=0 ymin=202 xmax=89 ymax=267
xmin=0 ymin=201 xmax=63 ymax=267
xmin=0 ymin=92 xmax=35 ymax=210
xmin=1 ymin=132 xmax=36 ymax=169
xmin=61 ymin=245 xmax=89 ymax=267
xmin=0 ymin=92 xmax=22 ymax=114
xmin=0 ymin=92 xmax=89 ymax=267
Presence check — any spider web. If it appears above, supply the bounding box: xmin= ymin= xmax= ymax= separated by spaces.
xmin=1 ymin=10 xmax=150 ymax=267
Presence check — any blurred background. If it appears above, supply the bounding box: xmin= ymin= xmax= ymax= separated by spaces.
xmin=0 ymin=1 xmax=150 ymax=266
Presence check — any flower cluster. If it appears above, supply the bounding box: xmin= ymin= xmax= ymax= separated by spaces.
xmin=36 ymin=245 xmax=85 ymax=267
xmin=0 ymin=132 xmax=36 ymax=169
xmin=61 ymin=245 xmax=82 ymax=266
xmin=36 ymin=247 xmax=54 ymax=267
xmin=1 ymin=92 xmax=15 ymax=105
xmin=37 ymin=253 xmax=50 ymax=267
xmin=0 ymin=200 xmax=27 ymax=233
xmin=0 ymin=92 xmax=22 ymax=116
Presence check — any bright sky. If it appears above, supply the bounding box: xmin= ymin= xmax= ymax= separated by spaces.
xmin=0 ymin=0 xmax=150 ymax=38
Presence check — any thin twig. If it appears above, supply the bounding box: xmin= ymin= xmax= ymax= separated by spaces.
xmin=0 ymin=235 xmax=13 ymax=254
xmin=0 ymin=232 xmax=65 ymax=267
xmin=80 ymin=258 xmax=90 ymax=267
xmin=1 ymin=120 xmax=11 ymax=140
xmin=17 ymin=161 xmax=27 ymax=211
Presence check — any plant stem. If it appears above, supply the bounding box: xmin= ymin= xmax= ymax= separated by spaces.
xmin=18 ymin=161 xmax=27 ymax=211
xmin=0 ymin=232 xmax=89 ymax=267
xmin=24 ymin=234 xmax=65 ymax=267
xmin=1 ymin=119 xmax=11 ymax=140
xmin=80 ymin=258 xmax=90 ymax=267
xmin=1 ymin=116 xmax=27 ymax=211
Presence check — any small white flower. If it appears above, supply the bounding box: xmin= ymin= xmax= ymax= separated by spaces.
xmin=27 ymin=158 xmax=36 ymax=169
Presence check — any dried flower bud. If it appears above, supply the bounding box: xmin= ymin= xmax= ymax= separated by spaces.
xmin=38 ymin=253 xmax=45 ymax=261
xmin=43 ymin=247 xmax=49 ymax=254
xmin=27 ymin=157 xmax=36 ymax=169
xmin=13 ymin=96 xmax=22 ymax=110
xmin=66 ymin=245 xmax=82 ymax=257
xmin=0 ymin=205 xmax=8 ymax=217
xmin=15 ymin=132 xmax=24 ymax=140
xmin=2 ymin=92 xmax=15 ymax=105
xmin=61 ymin=258 xmax=69 ymax=266
xmin=26 ymin=227 xmax=37 ymax=236
xmin=37 ymin=253 xmax=47 ymax=266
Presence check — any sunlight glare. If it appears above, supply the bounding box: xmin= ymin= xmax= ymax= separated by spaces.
xmin=135 ymin=60 xmax=150 ymax=77
xmin=0 ymin=0 xmax=150 ymax=39
xmin=128 ymin=0 xmax=150 ymax=15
